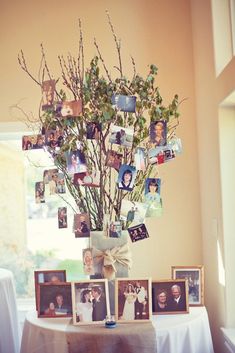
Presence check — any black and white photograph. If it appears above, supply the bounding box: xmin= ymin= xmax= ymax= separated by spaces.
xmin=172 ymin=266 xmax=204 ymax=306
xmin=111 ymin=94 xmax=136 ymax=112
xmin=115 ymin=278 xmax=151 ymax=322
xmin=117 ymin=164 xmax=136 ymax=191
xmin=109 ymin=125 xmax=134 ymax=148
xmin=128 ymin=223 xmax=149 ymax=243
xmin=152 ymin=279 xmax=189 ymax=315
xmin=71 ymin=279 xmax=110 ymax=324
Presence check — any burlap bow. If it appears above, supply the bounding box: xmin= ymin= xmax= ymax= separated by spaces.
xmin=92 ymin=243 xmax=132 ymax=279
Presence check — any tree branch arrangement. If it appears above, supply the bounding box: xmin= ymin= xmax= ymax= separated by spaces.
xmin=18 ymin=12 xmax=182 ymax=232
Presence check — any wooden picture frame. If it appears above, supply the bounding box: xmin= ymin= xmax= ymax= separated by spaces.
xmin=171 ymin=265 xmax=204 ymax=306
xmin=38 ymin=282 xmax=72 ymax=318
xmin=34 ymin=270 xmax=66 ymax=310
xmin=71 ymin=279 xmax=110 ymax=325
xmin=115 ymin=278 xmax=152 ymax=322
xmin=152 ymin=279 xmax=189 ymax=315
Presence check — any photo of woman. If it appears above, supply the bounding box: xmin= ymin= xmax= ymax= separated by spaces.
xmin=117 ymin=165 xmax=136 ymax=191
xmin=145 ymin=178 xmax=161 ymax=203
xmin=76 ymin=289 xmax=93 ymax=322
xmin=122 ymin=283 xmax=137 ymax=320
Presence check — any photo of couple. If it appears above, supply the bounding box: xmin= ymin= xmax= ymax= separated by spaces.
xmin=72 ymin=280 xmax=109 ymax=324
xmin=116 ymin=279 xmax=151 ymax=321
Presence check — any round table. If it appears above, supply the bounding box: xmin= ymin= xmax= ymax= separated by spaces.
xmin=20 ymin=307 xmax=214 ymax=353
xmin=0 ymin=268 xmax=20 ymax=353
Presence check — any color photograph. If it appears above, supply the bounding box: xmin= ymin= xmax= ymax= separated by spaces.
xmin=109 ymin=125 xmax=134 ymax=148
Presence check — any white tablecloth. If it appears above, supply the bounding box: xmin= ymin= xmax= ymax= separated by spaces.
xmin=20 ymin=307 xmax=214 ymax=353
xmin=0 ymin=268 xmax=20 ymax=353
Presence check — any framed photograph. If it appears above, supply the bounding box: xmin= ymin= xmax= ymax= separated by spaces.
xmin=71 ymin=279 xmax=110 ymax=324
xmin=152 ymin=279 xmax=189 ymax=315
xmin=34 ymin=270 xmax=66 ymax=310
xmin=115 ymin=278 xmax=151 ymax=322
xmin=38 ymin=282 xmax=72 ymax=318
xmin=171 ymin=265 xmax=204 ymax=306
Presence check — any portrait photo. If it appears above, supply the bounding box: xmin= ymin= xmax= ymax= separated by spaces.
xmin=128 ymin=223 xmax=149 ymax=243
xmin=73 ymin=170 xmax=100 ymax=188
xmin=71 ymin=279 xmax=110 ymax=325
xmin=172 ymin=266 xmax=204 ymax=306
xmin=149 ymin=120 xmax=167 ymax=147
xmin=35 ymin=181 xmax=45 ymax=204
xmin=38 ymin=282 xmax=72 ymax=318
xmin=115 ymin=278 xmax=151 ymax=322
xmin=111 ymin=94 xmax=136 ymax=113
xmin=86 ymin=122 xmax=101 ymax=140
xmin=152 ymin=279 xmax=189 ymax=315
xmin=105 ymin=150 xmax=122 ymax=171
xmin=82 ymin=248 xmax=94 ymax=275
xmin=109 ymin=124 xmax=134 ymax=148
xmin=144 ymin=178 xmax=161 ymax=202
xmin=58 ymin=207 xmax=68 ymax=229
xmin=56 ymin=173 xmax=66 ymax=194
xmin=134 ymin=147 xmax=147 ymax=171
xmin=73 ymin=213 xmax=90 ymax=237
xmin=65 ymin=148 xmax=87 ymax=174
xmin=41 ymin=79 xmax=56 ymax=110
xmin=117 ymin=164 xmax=137 ymax=192
xmin=34 ymin=270 xmax=66 ymax=310
xmin=120 ymin=199 xmax=148 ymax=226
xmin=109 ymin=221 xmax=122 ymax=238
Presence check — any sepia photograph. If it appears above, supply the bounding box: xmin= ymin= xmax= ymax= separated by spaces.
xmin=152 ymin=279 xmax=189 ymax=315
xmin=71 ymin=279 xmax=110 ymax=324
xmin=38 ymin=282 xmax=72 ymax=318
xmin=172 ymin=266 xmax=204 ymax=306
xmin=115 ymin=278 xmax=151 ymax=322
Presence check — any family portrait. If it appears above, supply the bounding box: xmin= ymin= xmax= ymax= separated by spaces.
xmin=73 ymin=213 xmax=90 ymax=237
xmin=172 ymin=266 xmax=204 ymax=306
xmin=128 ymin=223 xmax=149 ymax=243
xmin=34 ymin=270 xmax=66 ymax=310
xmin=71 ymin=280 xmax=110 ymax=324
xmin=149 ymin=120 xmax=167 ymax=147
xmin=38 ymin=283 xmax=72 ymax=318
xmin=116 ymin=278 xmax=151 ymax=322
xmin=111 ymin=94 xmax=136 ymax=112
xmin=152 ymin=279 xmax=189 ymax=314
xmin=117 ymin=164 xmax=137 ymax=191
xmin=109 ymin=124 xmax=134 ymax=148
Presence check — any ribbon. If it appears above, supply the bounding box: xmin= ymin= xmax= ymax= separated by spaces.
xmin=92 ymin=243 xmax=132 ymax=280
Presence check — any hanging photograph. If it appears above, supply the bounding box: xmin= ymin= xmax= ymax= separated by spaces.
xmin=105 ymin=150 xmax=122 ymax=171
xmin=65 ymin=149 xmax=87 ymax=174
xmin=171 ymin=266 xmax=204 ymax=306
xmin=120 ymin=199 xmax=148 ymax=225
xmin=115 ymin=278 xmax=151 ymax=322
xmin=45 ymin=129 xmax=62 ymax=150
xmin=56 ymin=173 xmax=66 ymax=194
xmin=111 ymin=94 xmax=136 ymax=112
xmin=73 ymin=213 xmax=90 ymax=237
xmin=134 ymin=147 xmax=147 ymax=171
xmin=109 ymin=221 xmax=122 ymax=238
xmin=82 ymin=248 xmax=94 ymax=275
xmin=58 ymin=207 xmax=68 ymax=229
xmin=22 ymin=134 xmax=45 ymax=150
xmin=144 ymin=178 xmax=162 ymax=216
xmin=56 ymin=100 xmax=82 ymax=117
xmin=86 ymin=122 xmax=101 ymax=140
xmin=71 ymin=279 xmax=110 ymax=324
xmin=38 ymin=282 xmax=72 ymax=318
xmin=117 ymin=164 xmax=136 ymax=191
xmin=109 ymin=124 xmax=134 ymax=148
xmin=35 ymin=181 xmax=45 ymax=204
xmin=149 ymin=120 xmax=167 ymax=147
xmin=148 ymin=147 xmax=165 ymax=165
xmin=128 ymin=223 xmax=149 ymax=242
xmin=41 ymin=79 xmax=56 ymax=110
xmin=168 ymin=137 xmax=183 ymax=154
xmin=34 ymin=270 xmax=67 ymax=310
xmin=152 ymin=279 xmax=189 ymax=315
